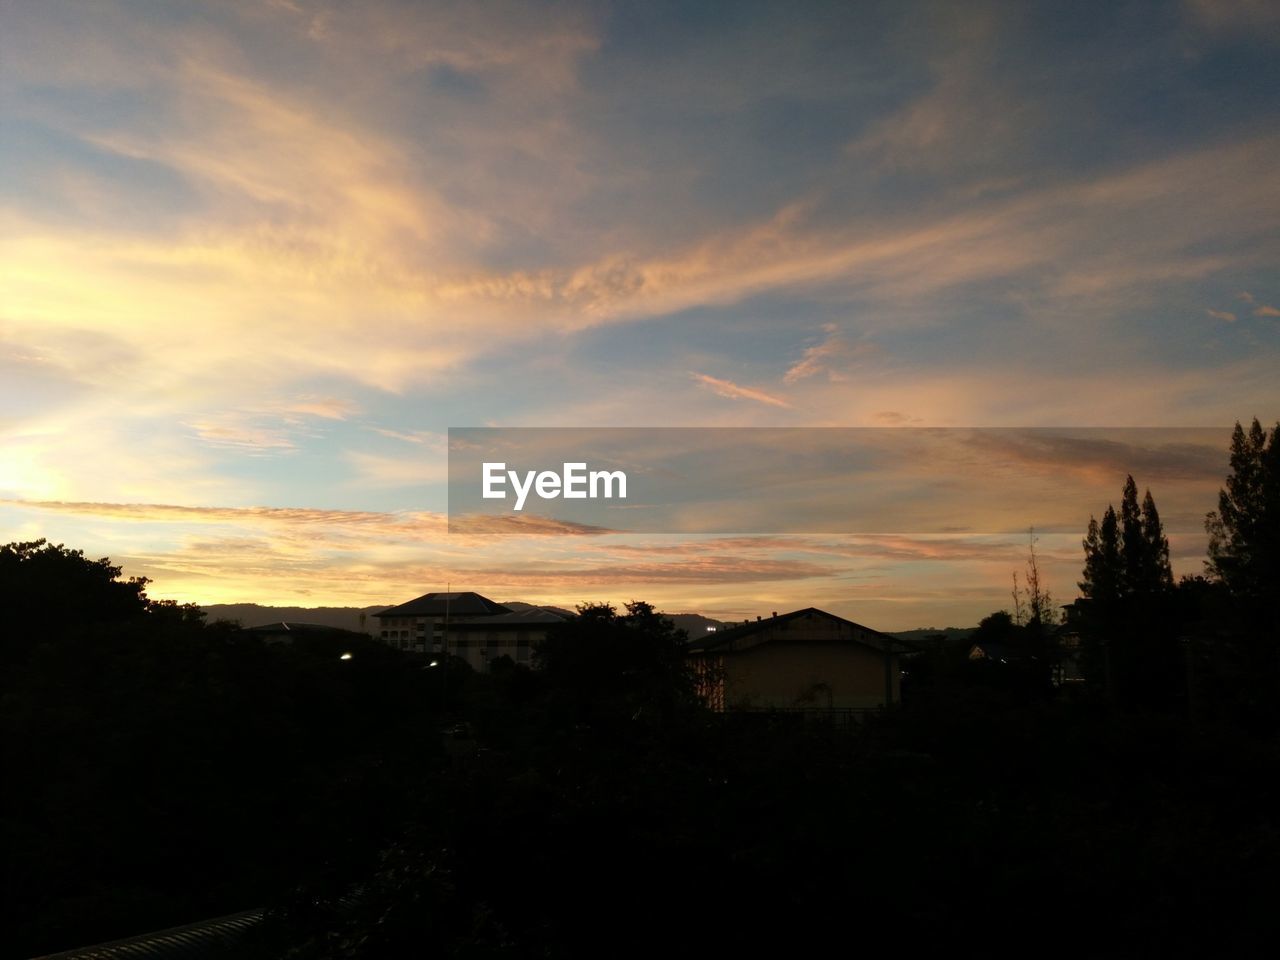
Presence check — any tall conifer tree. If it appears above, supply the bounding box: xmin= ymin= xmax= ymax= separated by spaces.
xmin=1141 ymin=490 xmax=1173 ymax=592
xmin=1206 ymin=418 xmax=1280 ymax=599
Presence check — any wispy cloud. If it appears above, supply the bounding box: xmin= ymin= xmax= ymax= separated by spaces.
xmin=691 ymin=373 xmax=792 ymax=409
xmin=2 ymin=1 xmax=1275 ymax=625
xmin=783 ymin=324 xmax=876 ymax=384
xmin=187 ymin=419 xmax=299 ymax=453
xmin=1 ymin=498 xmax=435 ymax=532
xmin=462 ymin=556 xmax=831 ymax=586
xmin=286 ymin=397 xmax=359 ymax=420
xmin=369 ymin=427 xmax=448 ymax=447
xmin=873 ymin=412 xmax=922 ymax=425
xmin=447 ymin=515 xmax=615 ymax=536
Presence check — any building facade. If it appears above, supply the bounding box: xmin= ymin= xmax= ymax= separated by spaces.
xmin=686 ymin=607 xmax=910 ymax=712
xmin=374 ymin=591 xmax=566 ymax=671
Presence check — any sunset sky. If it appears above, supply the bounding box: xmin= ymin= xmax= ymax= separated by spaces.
xmin=2 ymin=0 xmax=1278 ymax=629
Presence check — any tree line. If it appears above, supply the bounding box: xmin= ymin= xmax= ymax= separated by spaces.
xmin=1 ymin=418 xmax=1277 ymax=957
xmin=1073 ymin=418 xmax=1279 ymax=723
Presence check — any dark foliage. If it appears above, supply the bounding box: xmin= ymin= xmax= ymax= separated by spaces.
xmin=0 ymin=542 xmax=442 ymax=958
xmin=1076 ymin=478 xmax=1183 ymax=709
xmin=1206 ymin=418 xmax=1280 ymax=601
xmin=7 ymin=411 xmax=1280 ymax=960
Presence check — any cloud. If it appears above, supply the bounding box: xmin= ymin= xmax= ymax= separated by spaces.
xmin=285 ymin=397 xmax=358 ymax=420
xmin=183 ymin=397 xmax=358 ymax=453
xmin=604 ymin=533 xmax=1051 ymax=566
xmin=369 ymin=427 xmax=448 ymax=447
xmin=783 ymin=324 xmax=876 ymax=384
xmin=472 ymin=135 xmax=1280 ymax=330
xmin=1 ymin=497 xmax=432 ymax=530
xmin=1206 ymin=308 xmax=1238 ymax=322
xmin=0 ymin=496 xmax=1209 ymax=629
xmin=843 ymin=6 xmax=1008 ymax=175
xmin=958 ymin=431 xmax=1229 ymax=483
xmin=462 ymin=556 xmax=831 ymax=586
xmin=447 ymin=514 xmax=615 ymax=536
xmin=1232 ymin=291 xmax=1280 ymax=316
xmin=343 ymin=449 xmax=450 ymax=488
xmin=691 ymin=373 xmax=792 ymax=409
xmin=187 ymin=419 xmax=298 ymax=453
xmin=873 ymin=411 xmax=922 ymax=425
xmin=1 ymin=1 xmax=1274 ymax=625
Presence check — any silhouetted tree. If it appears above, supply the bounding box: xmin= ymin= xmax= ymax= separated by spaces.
xmin=1077 ymin=478 xmax=1178 ymax=707
xmin=1023 ymin=527 xmax=1056 ymax=629
xmin=0 ymin=539 xmax=151 ymax=628
xmin=0 ymin=540 xmax=440 ymax=957
xmin=1205 ymin=418 xmax=1280 ymax=600
xmin=1141 ymin=491 xmax=1174 ymax=592
xmin=1081 ymin=478 xmax=1172 ymax=602
xmin=1186 ymin=418 xmax=1280 ymax=730
xmin=1080 ymin=506 xmax=1122 ymax=604
xmin=533 ymin=599 xmax=701 ymax=733
xmin=1114 ymin=476 xmax=1174 ymax=596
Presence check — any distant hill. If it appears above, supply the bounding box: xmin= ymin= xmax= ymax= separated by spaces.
xmin=501 ymin=601 xmax=578 ymax=619
xmin=202 ymin=604 xmax=387 ymax=635
xmin=666 ymin=613 xmax=730 ymax=637
xmin=503 ymin=601 xmax=726 ymax=637
xmin=202 ymin=602 xmax=729 ymax=639
xmin=890 ymin=626 xmax=977 ymax=653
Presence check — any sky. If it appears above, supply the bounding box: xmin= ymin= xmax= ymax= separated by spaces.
xmin=1 ymin=0 xmax=1277 ymax=629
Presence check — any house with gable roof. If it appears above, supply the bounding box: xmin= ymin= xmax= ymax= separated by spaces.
xmin=685 ymin=607 xmax=911 ymax=712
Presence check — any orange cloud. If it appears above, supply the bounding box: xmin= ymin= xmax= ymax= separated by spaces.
xmin=691 ymin=373 xmax=792 ymax=409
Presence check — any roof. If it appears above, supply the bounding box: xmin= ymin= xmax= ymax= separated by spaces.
xmin=686 ymin=607 xmax=912 ymax=655
xmin=374 ymin=591 xmax=511 ymax=619
xmin=967 ymin=640 xmax=1034 ymax=662
xmin=447 ymin=608 xmax=570 ymax=630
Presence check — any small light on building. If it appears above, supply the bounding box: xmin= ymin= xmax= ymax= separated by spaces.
xmin=428 ymin=660 xmax=440 ymax=667
xmin=339 ymin=652 xmax=353 ymax=661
